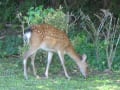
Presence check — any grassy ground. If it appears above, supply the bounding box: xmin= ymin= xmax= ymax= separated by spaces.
xmin=0 ymin=57 xmax=120 ymax=90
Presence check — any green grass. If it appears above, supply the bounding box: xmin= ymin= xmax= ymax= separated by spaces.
xmin=0 ymin=58 xmax=120 ymax=90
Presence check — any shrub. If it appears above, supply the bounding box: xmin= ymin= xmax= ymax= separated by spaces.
xmin=0 ymin=35 xmax=22 ymax=58
xmin=23 ymin=6 xmax=68 ymax=32
xmin=44 ymin=7 xmax=68 ymax=33
xmin=24 ymin=6 xmax=55 ymax=25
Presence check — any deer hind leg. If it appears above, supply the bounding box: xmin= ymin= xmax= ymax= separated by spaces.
xmin=30 ymin=53 xmax=40 ymax=79
xmin=58 ymin=51 xmax=71 ymax=79
xmin=23 ymin=47 xmax=38 ymax=80
xmin=45 ymin=52 xmax=53 ymax=78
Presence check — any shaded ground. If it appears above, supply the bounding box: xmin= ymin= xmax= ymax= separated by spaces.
xmin=0 ymin=57 xmax=120 ymax=90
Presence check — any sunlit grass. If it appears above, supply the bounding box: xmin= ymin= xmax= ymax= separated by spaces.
xmin=0 ymin=58 xmax=120 ymax=90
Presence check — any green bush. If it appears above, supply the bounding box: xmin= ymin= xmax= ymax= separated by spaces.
xmin=45 ymin=7 xmax=68 ymax=32
xmin=71 ymin=33 xmax=108 ymax=70
xmin=0 ymin=35 xmax=22 ymax=58
xmin=0 ymin=0 xmax=35 ymax=23
xmin=24 ymin=6 xmax=55 ymax=25
xmin=0 ymin=0 xmax=16 ymax=22
xmin=24 ymin=6 xmax=68 ymax=32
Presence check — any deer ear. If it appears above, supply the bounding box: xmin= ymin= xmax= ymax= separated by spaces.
xmin=82 ymin=54 xmax=87 ymax=62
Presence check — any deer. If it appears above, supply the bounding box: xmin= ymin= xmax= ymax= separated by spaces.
xmin=23 ymin=24 xmax=88 ymax=80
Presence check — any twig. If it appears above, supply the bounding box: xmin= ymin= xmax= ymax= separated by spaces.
xmin=0 ymin=35 xmax=5 ymax=39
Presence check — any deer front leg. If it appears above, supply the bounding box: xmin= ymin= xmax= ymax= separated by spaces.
xmin=23 ymin=58 xmax=28 ymax=80
xmin=45 ymin=52 xmax=53 ymax=78
xmin=58 ymin=51 xmax=71 ymax=80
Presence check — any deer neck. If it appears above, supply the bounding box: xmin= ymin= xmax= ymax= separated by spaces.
xmin=66 ymin=45 xmax=81 ymax=64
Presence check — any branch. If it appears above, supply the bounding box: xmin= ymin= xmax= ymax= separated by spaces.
xmin=0 ymin=35 xmax=5 ymax=39
xmin=64 ymin=0 xmax=69 ymax=10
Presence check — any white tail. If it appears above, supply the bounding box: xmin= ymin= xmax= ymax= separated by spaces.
xmin=23 ymin=24 xmax=88 ymax=79
xmin=23 ymin=28 xmax=31 ymax=44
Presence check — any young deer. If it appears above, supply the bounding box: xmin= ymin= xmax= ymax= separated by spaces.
xmin=23 ymin=24 xmax=88 ymax=79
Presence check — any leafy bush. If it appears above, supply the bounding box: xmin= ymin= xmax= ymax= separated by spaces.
xmin=0 ymin=0 xmax=35 ymax=23
xmin=24 ymin=6 xmax=55 ymax=25
xmin=45 ymin=7 xmax=68 ymax=32
xmin=23 ymin=6 xmax=68 ymax=32
xmin=71 ymin=33 xmax=109 ymax=70
xmin=0 ymin=0 xmax=16 ymax=22
xmin=0 ymin=35 xmax=22 ymax=58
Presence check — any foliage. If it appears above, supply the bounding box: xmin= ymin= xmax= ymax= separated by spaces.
xmin=23 ymin=6 xmax=68 ymax=33
xmin=0 ymin=35 xmax=22 ymax=58
xmin=0 ymin=0 xmax=35 ymax=23
xmin=1 ymin=0 xmax=120 ymax=23
xmin=24 ymin=6 xmax=55 ymax=25
xmin=110 ymin=0 xmax=120 ymax=17
xmin=0 ymin=0 xmax=16 ymax=23
xmin=45 ymin=6 xmax=68 ymax=33
xmin=102 ymin=13 xmax=120 ymax=70
xmin=18 ymin=44 xmax=29 ymax=57
xmin=71 ymin=33 xmax=107 ymax=70
xmin=80 ymin=9 xmax=120 ymax=70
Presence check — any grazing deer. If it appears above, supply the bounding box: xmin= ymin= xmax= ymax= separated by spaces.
xmin=23 ymin=24 xmax=88 ymax=79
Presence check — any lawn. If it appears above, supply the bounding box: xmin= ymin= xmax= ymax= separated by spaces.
xmin=0 ymin=57 xmax=120 ymax=90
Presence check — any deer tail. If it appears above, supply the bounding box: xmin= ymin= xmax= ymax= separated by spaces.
xmin=23 ymin=27 xmax=32 ymax=44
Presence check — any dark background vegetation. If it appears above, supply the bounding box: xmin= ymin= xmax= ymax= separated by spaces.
xmin=0 ymin=0 xmax=120 ymax=73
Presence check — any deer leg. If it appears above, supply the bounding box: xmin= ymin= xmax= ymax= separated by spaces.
xmin=30 ymin=53 xmax=40 ymax=79
xmin=45 ymin=52 xmax=53 ymax=78
xmin=58 ymin=51 xmax=71 ymax=79
xmin=23 ymin=47 xmax=38 ymax=80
